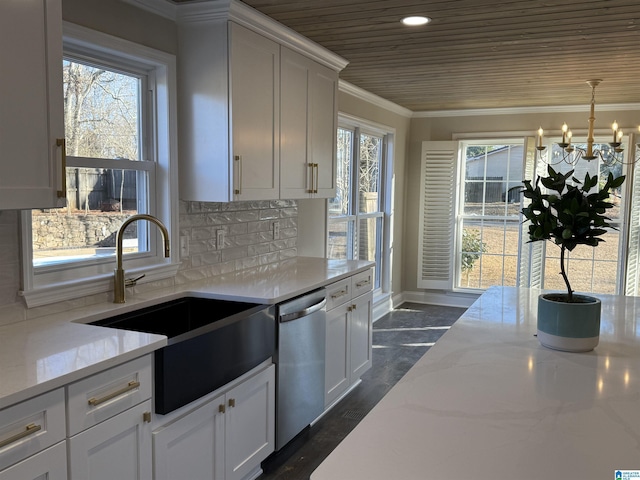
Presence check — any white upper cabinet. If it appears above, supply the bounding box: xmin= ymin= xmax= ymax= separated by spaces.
xmin=280 ymin=48 xmax=338 ymax=199
xmin=177 ymin=0 xmax=347 ymax=202
xmin=178 ymin=20 xmax=280 ymax=202
xmin=0 ymin=0 xmax=65 ymax=210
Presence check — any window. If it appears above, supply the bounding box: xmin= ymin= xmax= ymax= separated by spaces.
xmin=456 ymin=142 xmax=524 ymax=289
xmin=418 ymin=134 xmax=633 ymax=297
xmin=533 ymin=137 xmax=628 ymax=295
xmin=329 ymin=117 xmax=392 ymax=292
xmin=20 ymin=24 xmax=178 ymax=307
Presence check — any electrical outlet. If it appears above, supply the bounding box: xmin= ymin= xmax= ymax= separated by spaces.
xmin=273 ymin=221 xmax=280 ymax=240
xmin=180 ymin=236 xmax=189 ymax=257
xmin=216 ymin=230 xmax=225 ymax=249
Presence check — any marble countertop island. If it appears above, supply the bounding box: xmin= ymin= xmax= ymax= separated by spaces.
xmin=0 ymin=257 xmax=372 ymax=409
xmin=312 ymin=286 xmax=640 ymax=480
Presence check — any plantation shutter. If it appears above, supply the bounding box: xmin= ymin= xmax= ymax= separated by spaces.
xmin=624 ymin=155 xmax=640 ymax=295
xmin=417 ymin=141 xmax=458 ymax=289
xmin=518 ymin=137 xmax=545 ymax=288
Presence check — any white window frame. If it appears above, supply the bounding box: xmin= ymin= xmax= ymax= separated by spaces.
xmin=529 ymin=132 xmax=633 ymax=296
xmin=330 ymin=114 xmax=394 ymax=296
xmin=454 ymin=139 xmax=525 ymax=292
xmin=19 ymin=23 xmax=179 ymax=308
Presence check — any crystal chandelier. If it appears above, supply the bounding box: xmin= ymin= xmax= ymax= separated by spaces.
xmin=535 ymin=79 xmax=639 ymax=166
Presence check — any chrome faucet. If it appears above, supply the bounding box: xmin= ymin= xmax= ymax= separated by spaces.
xmin=114 ymin=214 xmax=170 ymax=303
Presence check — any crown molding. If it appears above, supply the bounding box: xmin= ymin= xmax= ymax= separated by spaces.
xmin=413 ymin=103 xmax=640 ymax=118
xmin=121 ymin=0 xmax=177 ymax=19
xmin=121 ymin=0 xmax=348 ymax=71
xmin=339 ymin=81 xmax=412 ymax=118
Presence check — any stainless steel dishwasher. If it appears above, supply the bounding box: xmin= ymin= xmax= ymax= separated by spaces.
xmin=275 ymin=288 xmax=326 ymax=451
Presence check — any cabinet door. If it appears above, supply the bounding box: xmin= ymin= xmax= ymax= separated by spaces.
xmin=229 ymin=22 xmax=280 ymax=201
xmin=153 ymin=395 xmax=225 ymax=480
xmin=0 ymin=442 xmax=67 ymax=480
xmin=0 ymin=0 xmax=64 ymax=209
xmin=280 ymin=47 xmax=312 ymax=199
xmin=225 ymin=364 xmax=275 ymax=480
xmin=280 ymin=48 xmax=338 ymax=200
xmin=350 ymin=291 xmax=373 ymax=380
xmin=68 ymin=400 xmax=152 ymax=480
xmin=310 ymin=63 xmax=338 ymax=198
xmin=325 ymin=303 xmax=350 ymax=407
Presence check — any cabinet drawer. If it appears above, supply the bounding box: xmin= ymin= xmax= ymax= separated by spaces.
xmin=352 ymin=268 xmax=373 ymax=297
xmin=0 ymin=441 xmax=67 ymax=480
xmin=325 ymin=278 xmax=352 ymax=310
xmin=67 ymin=355 xmax=152 ymax=436
xmin=0 ymin=389 xmax=65 ymax=471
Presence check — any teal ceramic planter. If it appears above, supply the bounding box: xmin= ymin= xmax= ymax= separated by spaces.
xmin=537 ymin=293 xmax=601 ymax=352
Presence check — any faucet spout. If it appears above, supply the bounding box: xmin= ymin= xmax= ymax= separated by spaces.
xmin=114 ymin=214 xmax=170 ymax=303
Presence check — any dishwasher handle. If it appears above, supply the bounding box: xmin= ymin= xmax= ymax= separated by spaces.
xmin=280 ymin=298 xmax=326 ymax=323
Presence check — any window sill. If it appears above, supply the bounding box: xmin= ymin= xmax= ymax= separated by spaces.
xmin=20 ymin=262 xmax=181 ymax=309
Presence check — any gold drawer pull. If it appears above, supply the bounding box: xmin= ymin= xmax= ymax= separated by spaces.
xmin=228 ymin=398 xmax=236 ymax=408
xmin=356 ymin=279 xmax=370 ymax=288
xmin=331 ymin=289 xmax=348 ymax=299
xmin=88 ymin=380 xmax=140 ymax=406
xmin=0 ymin=423 xmax=42 ymax=449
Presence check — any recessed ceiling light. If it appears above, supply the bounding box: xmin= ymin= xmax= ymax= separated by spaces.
xmin=401 ymin=16 xmax=431 ymax=26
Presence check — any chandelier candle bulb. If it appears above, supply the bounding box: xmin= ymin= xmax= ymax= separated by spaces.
xmin=562 ymin=123 xmax=568 ymax=144
xmin=538 ymin=127 xmax=543 ymax=148
xmin=612 ymin=121 xmax=619 ymax=142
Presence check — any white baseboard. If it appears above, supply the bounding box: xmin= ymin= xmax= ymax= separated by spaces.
xmin=401 ymin=290 xmax=479 ymax=308
xmin=372 ymin=294 xmax=392 ymax=322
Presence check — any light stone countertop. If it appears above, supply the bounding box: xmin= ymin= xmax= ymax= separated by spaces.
xmin=0 ymin=257 xmax=373 ymax=409
xmin=312 ymin=286 xmax=640 ymax=480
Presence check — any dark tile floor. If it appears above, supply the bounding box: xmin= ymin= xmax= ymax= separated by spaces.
xmin=259 ymin=302 xmax=467 ymax=480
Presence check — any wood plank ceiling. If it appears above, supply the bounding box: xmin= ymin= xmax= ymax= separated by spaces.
xmin=175 ymin=0 xmax=640 ymax=112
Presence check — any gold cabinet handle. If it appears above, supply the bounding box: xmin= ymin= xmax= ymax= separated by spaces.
xmin=219 ymin=404 xmax=225 ymax=413
xmin=228 ymin=398 xmax=236 ymax=408
xmin=0 ymin=423 xmax=42 ymax=449
xmin=143 ymin=411 xmax=152 ymax=423
xmin=307 ymin=163 xmax=314 ymax=194
xmin=356 ymin=279 xmax=370 ymax=287
xmin=313 ymin=163 xmax=319 ymax=193
xmin=88 ymin=380 xmax=140 ymax=406
xmin=352 ymin=304 xmax=357 ymax=311
xmin=56 ymin=138 xmax=66 ymax=198
xmin=330 ymin=289 xmax=348 ymax=299
xmin=234 ymin=155 xmax=242 ymax=195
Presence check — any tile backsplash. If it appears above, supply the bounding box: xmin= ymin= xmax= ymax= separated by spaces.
xmin=0 ymin=200 xmax=297 ymax=324
xmin=176 ymin=199 xmax=298 ymax=284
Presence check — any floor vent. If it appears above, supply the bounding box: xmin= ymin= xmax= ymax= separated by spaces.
xmin=342 ymin=410 xmax=366 ymax=421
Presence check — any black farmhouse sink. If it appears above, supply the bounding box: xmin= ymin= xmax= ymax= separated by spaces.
xmin=91 ymin=297 xmax=275 ymax=414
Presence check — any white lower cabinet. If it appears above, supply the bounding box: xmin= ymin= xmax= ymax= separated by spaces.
xmin=153 ymin=395 xmax=224 ymax=480
xmin=325 ymin=270 xmax=374 ymax=408
xmin=153 ymin=363 xmax=275 ymax=480
xmin=66 ymin=355 xmax=154 ymax=480
xmin=68 ymin=400 xmax=152 ymax=480
xmin=0 ymin=441 xmax=67 ymax=480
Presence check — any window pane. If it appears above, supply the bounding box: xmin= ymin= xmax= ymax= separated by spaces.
xmin=329 ymin=128 xmax=352 ymax=216
xmin=458 ymin=143 xmax=523 ymax=289
xmin=328 ymin=220 xmax=354 ymax=260
xmin=359 ymin=134 xmax=381 ymax=213
xmin=32 ymin=168 xmax=147 ymax=267
xmin=63 ymin=59 xmax=140 ymax=160
xmin=358 ymin=216 xmax=381 ymax=288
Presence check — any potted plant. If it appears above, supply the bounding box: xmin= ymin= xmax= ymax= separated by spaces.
xmin=520 ymin=165 xmax=625 ymax=351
